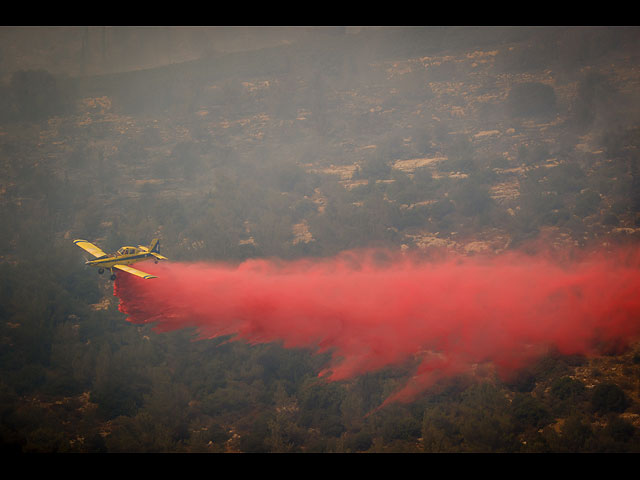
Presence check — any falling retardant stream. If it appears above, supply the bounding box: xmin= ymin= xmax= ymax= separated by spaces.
xmin=114 ymin=243 xmax=640 ymax=408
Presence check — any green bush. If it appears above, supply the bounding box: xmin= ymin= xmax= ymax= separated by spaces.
xmin=590 ymin=383 xmax=629 ymax=414
xmin=511 ymin=394 xmax=552 ymax=429
xmin=507 ymin=82 xmax=557 ymax=118
xmin=574 ymin=190 xmax=602 ymax=217
xmin=550 ymin=376 xmax=586 ymax=401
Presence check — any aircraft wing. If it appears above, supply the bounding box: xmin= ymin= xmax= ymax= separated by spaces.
xmin=113 ymin=264 xmax=158 ymax=280
xmin=74 ymin=239 xmax=108 ymax=258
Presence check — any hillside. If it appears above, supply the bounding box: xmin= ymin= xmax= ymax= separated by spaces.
xmin=1 ymin=26 xmax=640 ymax=453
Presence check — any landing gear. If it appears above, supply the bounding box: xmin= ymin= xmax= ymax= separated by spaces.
xmin=98 ymin=268 xmax=105 ymax=274
xmin=110 ymin=272 xmax=116 ymax=281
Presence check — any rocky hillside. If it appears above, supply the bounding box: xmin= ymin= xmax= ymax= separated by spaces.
xmin=4 ymin=28 xmax=639 ymax=254
xmin=1 ymin=27 xmax=640 ymax=452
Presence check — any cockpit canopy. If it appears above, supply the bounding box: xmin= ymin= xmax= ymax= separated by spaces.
xmin=117 ymin=247 xmax=137 ymax=256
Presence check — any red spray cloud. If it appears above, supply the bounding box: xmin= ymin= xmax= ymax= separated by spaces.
xmin=114 ymin=244 xmax=640 ymax=407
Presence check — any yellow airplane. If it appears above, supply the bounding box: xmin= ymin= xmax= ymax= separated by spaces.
xmin=73 ymin=238 xmax=168 ymax=280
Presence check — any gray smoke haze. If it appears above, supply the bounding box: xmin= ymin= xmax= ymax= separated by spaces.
xmin=0 ymin=26 xmax=354 ymax=80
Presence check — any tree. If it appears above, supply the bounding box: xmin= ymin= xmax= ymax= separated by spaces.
xmin=570 ymin=72 xmax=617 ymax=132
xmin=510 ymin=394 xmax=551 ymax=430
xmin=559 ymin=414 xmax=593 ymax=452
xmin=358 ymin=154 xmax=392 ymax=181
xmin=574 ymin=190 xmax=602 ymax=217
xmin=551 ymin=376 xmax=587 ymax=401
xmin=8 ymin=70 xmax=67 ymax=122
xmin=506 ymin=82 xmax=557 ymax=119
xmin=450 ymin=179 xmax=493 ymax=218
xmin=602 ymin=416 xmax=636 ymax=446
xmin=421 ymin=405 xmax=462 ymax=452
xmin=549 ymin=376 xmax=587 ymax=416
xmin=457 ymin=383 xmax=518 ymax=452
xmin=591 ymin=383 xmax=629 ymax=414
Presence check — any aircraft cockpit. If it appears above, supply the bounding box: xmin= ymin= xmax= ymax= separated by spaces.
xmin=117 ymin=247 xmax=137 ymax=256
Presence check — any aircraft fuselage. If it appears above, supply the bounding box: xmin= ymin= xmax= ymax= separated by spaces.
xmin=86 ymin=251 xmax=155 ymax=269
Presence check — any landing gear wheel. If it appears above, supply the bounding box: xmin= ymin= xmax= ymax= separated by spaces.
xmin=98 ymin=268 xmax=104 ymax=274
xmin=110 ymin=274 xmax=117 ymax=281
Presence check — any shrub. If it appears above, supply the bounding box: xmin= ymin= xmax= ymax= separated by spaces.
xmin=551 ymin=376 xmax=586 ymax=401
xmin=591 ymin=383 xmax=629 ymax=414
xmin=507 ymin=82 xmax=557 ymax=119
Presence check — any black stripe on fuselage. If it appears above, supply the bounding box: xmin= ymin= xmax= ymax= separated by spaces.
xmin=88 ymin=253 xmax=151 ymax=266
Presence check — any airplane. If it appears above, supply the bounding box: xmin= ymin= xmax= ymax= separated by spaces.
xmin=73 ymin=238 xmax=168 ymax=280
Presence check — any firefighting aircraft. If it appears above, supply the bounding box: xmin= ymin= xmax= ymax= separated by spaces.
xmin=73 ymin=238 xmax=168 ymax=280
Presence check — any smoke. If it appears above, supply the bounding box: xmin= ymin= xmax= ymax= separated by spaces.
xmin=114 ymin=244 xmax=640 ymax=407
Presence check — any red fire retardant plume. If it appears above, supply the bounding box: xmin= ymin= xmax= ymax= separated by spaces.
xmin=114 ymin=245 xmax=640 ymax=407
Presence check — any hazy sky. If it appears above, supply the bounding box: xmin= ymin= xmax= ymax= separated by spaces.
xmin=0 ymin=27 xmax=351 ymax=80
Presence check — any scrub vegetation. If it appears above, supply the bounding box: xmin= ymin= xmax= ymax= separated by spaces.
xmin=1 ymin=27 xmax=640 ymax=452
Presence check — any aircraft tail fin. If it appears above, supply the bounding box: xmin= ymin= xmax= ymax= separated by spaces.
xmin=149 ymin=238 xmax=160 ymax=253
xmin=148 ymin=238 xmax=168 ymax=260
